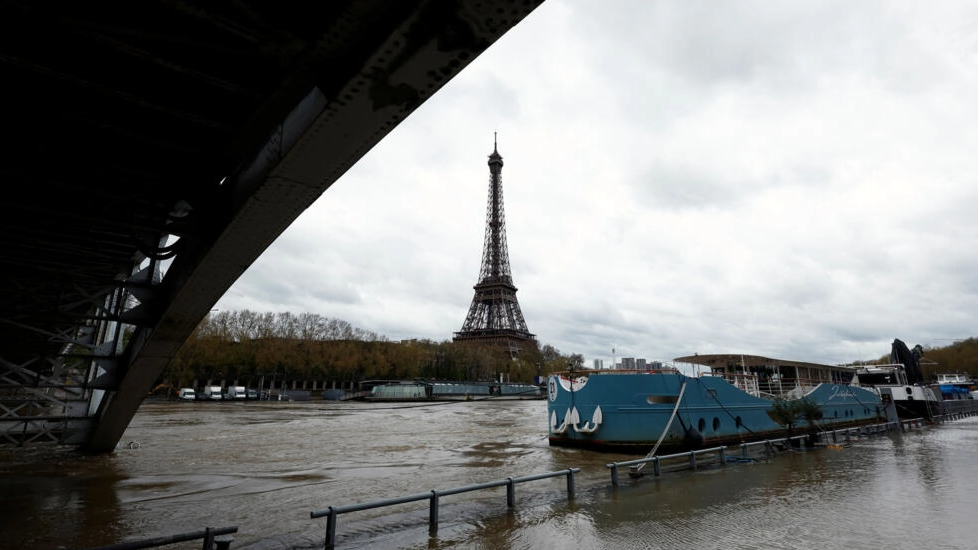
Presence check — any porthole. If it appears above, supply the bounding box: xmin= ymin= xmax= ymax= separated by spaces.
xmin=698 ymin=418 xmax=706 ymax=432
xmin=712 ymin=417 xmax=720 ymax=431
xmin=735 ymin=416 xmax=742 ymax=428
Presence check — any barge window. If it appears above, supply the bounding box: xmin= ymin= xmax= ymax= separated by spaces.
xmin=647 ymin=395 xmax=679 ymax=404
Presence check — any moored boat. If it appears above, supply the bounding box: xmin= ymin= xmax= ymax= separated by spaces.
xmin=546 ymin=353 xmax=885 ymax=454
xmin=932 ymin=372 xmax=978 ymax=416
xmin=851 ymin=363 xmax=944 ymax=420
xmin=933 ymin=373 xmax=978 ymax=399
xmin=360 ymin=380 xmax=543 ymax=402
xmin=852 ymin=339 xmax=977 ymax=420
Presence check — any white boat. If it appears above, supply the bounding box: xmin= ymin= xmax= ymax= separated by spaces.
xmin=852 ymin=339 xmax=977 ymax=420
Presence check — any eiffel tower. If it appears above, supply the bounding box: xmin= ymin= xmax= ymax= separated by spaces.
xmin=453 ymin=136 xmax=536 ymax=357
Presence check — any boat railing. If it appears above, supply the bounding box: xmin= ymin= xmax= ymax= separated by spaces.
xmin=699 ymin=372 xmax=762 ymax=396
xmin=551 ymin=368 xmax=682 ymax=377
xmin=310 ymin=468 xmax=580 ymax=549
xmin=706 ymin=371 xmax=857 ymax=400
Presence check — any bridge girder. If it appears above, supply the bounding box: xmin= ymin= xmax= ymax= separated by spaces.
xmin=0 ymin=0 xmax=544 ymax=452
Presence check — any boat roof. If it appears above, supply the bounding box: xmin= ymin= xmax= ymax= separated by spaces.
xmin=672 ymin=353 xmax=860 ymax=372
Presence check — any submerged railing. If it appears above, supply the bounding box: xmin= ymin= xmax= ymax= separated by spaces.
xmin=310 ymin=468 xmax=580 ymax=549
xmin=74 ymin=526 xmax=237 ymax=550
xmin=605 ymin=419 xmax=924 ymax=486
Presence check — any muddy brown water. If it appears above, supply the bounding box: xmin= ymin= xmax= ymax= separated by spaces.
xmin=1 ymin=400 xmax=975 ymax=549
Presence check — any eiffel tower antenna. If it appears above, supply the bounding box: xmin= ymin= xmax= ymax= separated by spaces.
xmin=454 ymin=136 xmax=535 ymax=357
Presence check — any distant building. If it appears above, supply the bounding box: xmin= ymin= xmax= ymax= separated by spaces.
xmin=593 ymin=359 xmax=604 ymax=370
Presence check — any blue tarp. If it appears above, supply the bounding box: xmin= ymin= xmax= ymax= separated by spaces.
xmin=938 ymin=384 xmax=970 ymax=399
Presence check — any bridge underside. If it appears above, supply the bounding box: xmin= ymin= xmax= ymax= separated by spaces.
xmin=0 ymin=0 xmax=542 ymax=452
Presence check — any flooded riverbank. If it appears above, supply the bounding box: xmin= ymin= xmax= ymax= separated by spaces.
xmin=1 ymin=400 xmax=975 ymax=549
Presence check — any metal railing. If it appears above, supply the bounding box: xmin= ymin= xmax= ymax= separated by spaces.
xmin=74 ymin=526 xmax=237 ymax=550
xmin=606 ymin=446 xmax=729 ymax=485
xmin=310 ymin=468 xmax=580 ymax=549
xmin=605 ymin=419 xmax=922 ymax=486
xmin=934 ymin=409 xmax=978 ymax=422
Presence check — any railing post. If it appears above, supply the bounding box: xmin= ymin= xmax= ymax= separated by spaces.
xmin=314 ymin=468 xmax=585 ymax=544
xmin=609 ymin=463 xmax=619 ymax=486
xmin=741 ymin=442 xmax=748 ymax=458
xmin=202 ymin=527 xmax=214 ymax=550
xmin=653 ymin=456 xmax=661 ymax=476
xmin=324 ymin=507 xmax=337 ymax=550
xmin=429 ymin=490 xmax=439 ymax=535
xmin=688 ymin=451 xmax=696 ymax=471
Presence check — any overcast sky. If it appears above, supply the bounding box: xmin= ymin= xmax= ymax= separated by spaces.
xmin=214 ymin=0 xmax=978 ymax=369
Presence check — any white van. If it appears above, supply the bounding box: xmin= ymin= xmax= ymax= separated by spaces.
xmin=203 ymin=386 xmax=223 ymax=400
xmin=224 ymin=385 xmax=247 ymax=400
xmin=177 ymin=388 xmax=196 ymax=401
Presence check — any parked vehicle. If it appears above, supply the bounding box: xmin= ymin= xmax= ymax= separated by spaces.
xmin=177 ymin=388 xmax=196 ymax=401
xmin=223 ymin=386 xmax=247 ymax=400
xmin=203 ymin=386 xmax=223 ymax=400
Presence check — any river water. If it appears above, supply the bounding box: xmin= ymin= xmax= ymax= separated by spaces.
xmin=1 ymin=399 xmax=975 ymax=550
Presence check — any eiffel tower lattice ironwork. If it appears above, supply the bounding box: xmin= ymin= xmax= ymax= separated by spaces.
xmin=454 ymin=137 xmax=535 ymax=356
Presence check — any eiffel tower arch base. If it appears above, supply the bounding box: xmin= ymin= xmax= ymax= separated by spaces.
xmin=452 ymin=329 xmax=536 ymax=359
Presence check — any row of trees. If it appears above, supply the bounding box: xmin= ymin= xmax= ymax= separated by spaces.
xmin=163 ymin=310 xmax=978 ymax=391
xmin=165 ymin=310 xmax=582 ymax=390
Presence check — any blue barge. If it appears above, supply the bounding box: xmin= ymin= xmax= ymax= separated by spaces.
xmin=547 ymin=353 xmax=885 ymax=454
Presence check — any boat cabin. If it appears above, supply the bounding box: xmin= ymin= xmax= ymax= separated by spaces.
xmin=851 ymin=364 xmax=909 ymax=386
xmin=673 ymin=353 xmax=863 ymax=399
xmin=935 ymin=373 xmax=972 ymax=385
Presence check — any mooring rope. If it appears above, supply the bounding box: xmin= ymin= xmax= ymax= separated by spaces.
xmin=631 ymin=378 xmax=688 ymax=475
